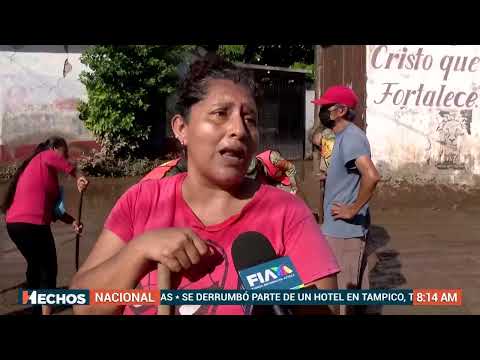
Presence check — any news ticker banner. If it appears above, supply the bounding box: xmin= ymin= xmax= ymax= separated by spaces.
xmin=19 ymin=288 xmax=462 ymax=307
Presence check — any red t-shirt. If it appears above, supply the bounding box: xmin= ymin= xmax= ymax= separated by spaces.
xmin=105 ymin=173 xmax=339 ymax=315
xmin=6 ymin=149 xmax=75 ymax=225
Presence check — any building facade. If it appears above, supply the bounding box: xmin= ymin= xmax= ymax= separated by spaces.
xmin=316 ymin=45 xmax=480 ymax=185
xmin=0 ymin=45 xmax=96 ymax=162
xmin=0 ymin=46 xmax=310 ymax=163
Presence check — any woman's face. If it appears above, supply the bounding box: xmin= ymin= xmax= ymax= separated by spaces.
xmin=54 ymin=145 xmax=69 ymax=159
xmin=176 ymin=79 xmax=258 ymax=188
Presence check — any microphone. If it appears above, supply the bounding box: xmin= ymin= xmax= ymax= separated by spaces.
xmin=231 ymin=232 xmax=303 ymax=315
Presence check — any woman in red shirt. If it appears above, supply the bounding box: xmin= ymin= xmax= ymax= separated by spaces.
xmin=1 ymin=136 xmax=89 ymax=315
xmin=71 ymin=55 xmax=339 ymax=315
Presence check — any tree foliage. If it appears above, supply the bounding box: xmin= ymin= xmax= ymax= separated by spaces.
xmin=77 ymin=44 xmax=313 ymax=161
xmin=216 ymin=45 xmax=246 ymax=62
xmin=78 ymin=45 xmax=194 ymax=157
xmin=207 ymin=44 xmax=314 ymax=68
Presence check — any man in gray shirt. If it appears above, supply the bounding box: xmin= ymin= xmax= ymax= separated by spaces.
xmin=312 ymin=86 xmax=381 ymax=315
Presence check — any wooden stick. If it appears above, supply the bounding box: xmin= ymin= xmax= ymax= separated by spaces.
xmin=75 ymin=191 xmax=84 ymax=272
xmin=157 ymin=263 xmax=171 ymax=315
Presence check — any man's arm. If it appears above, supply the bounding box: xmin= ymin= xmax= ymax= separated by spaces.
xmin=331 ymin=155 xmax=380 ymax=220
xmin=352 ymin=155 xmax=381 ymax=211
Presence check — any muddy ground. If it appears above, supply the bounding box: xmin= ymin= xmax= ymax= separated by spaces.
xmin=1 ymin=161 xmax=479 ymax=315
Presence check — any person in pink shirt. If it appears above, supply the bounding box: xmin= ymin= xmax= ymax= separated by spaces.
xmin=71 ymin=54 xmax=340 ymax=315
xmin=1 ymin=136 xmax=89 ymax=315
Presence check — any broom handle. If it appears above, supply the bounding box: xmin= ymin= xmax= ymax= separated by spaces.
xmin=157 ymin=263 xmax=171 ymax=315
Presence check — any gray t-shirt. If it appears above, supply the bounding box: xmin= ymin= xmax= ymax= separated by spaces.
xmin=322 ymin=123 xmax=371 ymax=238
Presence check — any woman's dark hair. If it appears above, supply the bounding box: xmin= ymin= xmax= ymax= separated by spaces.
xmin=175 ymin=53 xmax=258 ymax=120
xmin=1 ymin=136 xmax=68 ymax=214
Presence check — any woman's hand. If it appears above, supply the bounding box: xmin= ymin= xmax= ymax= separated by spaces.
xmin=73 ymin=220 xmax=83 ymax=234
xmin=77 ymin=176 xmax=89 ymax=192
xmin=133 ymin=228 xmax=214 ymax=273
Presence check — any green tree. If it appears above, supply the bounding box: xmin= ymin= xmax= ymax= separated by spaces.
xmin=78 ymin=45 xmax=194 ymax=157
xmin=291 ymin=62 xmax=315 ymax=81
xmin=216 ymin=45 xmax=246 ymax=62
xmin=244 ymin=44 xmax=314 ymax=68
xmin=212 ymin=44 xmax=314 ymax=83
xmin=207 ymin=44 xmax=314 ymax=68
xmin=78 ymin=44 xmax=313 ymax=159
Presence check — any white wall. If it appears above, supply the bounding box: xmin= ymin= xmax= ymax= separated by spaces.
xmin=0 ymin=45 xmax=92 ymax=148
xmin=305 ymin=90 xmax=315 ymax=158
xmin=366 ymin=45 xmax=480 ymax=184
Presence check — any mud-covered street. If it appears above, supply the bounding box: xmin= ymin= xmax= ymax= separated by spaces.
xmin=1 ymin=161 xmax=479 ymax=315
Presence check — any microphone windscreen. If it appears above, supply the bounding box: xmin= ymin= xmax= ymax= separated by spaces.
xmin=231 ymin=231 xmax=277 ymax=271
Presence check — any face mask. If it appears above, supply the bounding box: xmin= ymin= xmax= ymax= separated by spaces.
xmin=319 ymin=109 xmax=335 ymax=129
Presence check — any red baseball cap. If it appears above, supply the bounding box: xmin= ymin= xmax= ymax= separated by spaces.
xmin=312 ymin=85 xmax=358 ymax=109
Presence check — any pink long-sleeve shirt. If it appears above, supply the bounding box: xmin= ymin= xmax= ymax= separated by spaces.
xmin=6 ymin=149 xmax=75 ymax=225
xmin=104 ymin=173 xmax=340 ymax=315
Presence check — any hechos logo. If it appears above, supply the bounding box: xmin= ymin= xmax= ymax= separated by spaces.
xmin=20 ymin=289 xmax=89 ymax=305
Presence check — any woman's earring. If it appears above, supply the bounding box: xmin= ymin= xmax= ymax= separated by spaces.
xmin=180 ymin=139 xmax=186 ymax=158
